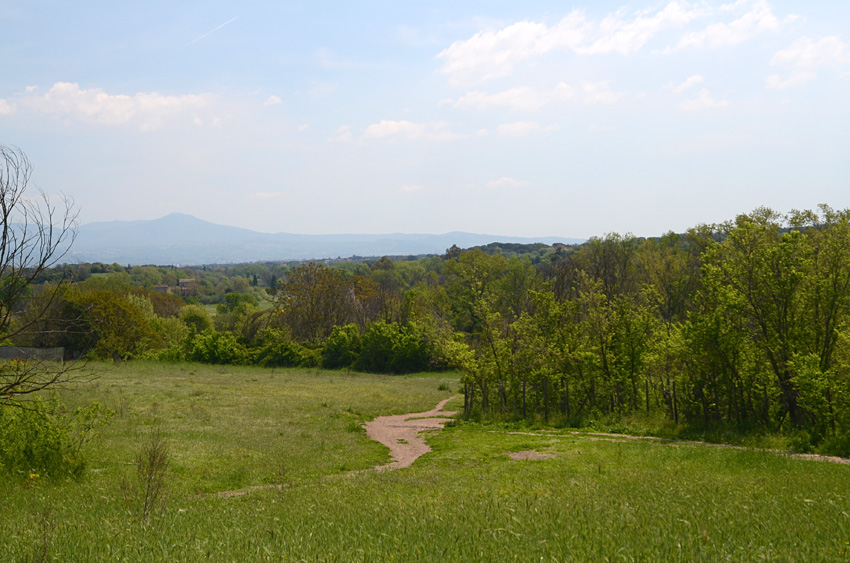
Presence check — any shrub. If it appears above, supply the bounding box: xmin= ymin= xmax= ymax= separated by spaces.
xmin=0 ymin=394 xmax=113 ymax=479
xmin=392 ymin=321 xmax=431 ymax=373
xmin=355 ymin=321 xmax=431 ymax=374
xmin=254 ymin=329 xmax=306 ymax=367
xmin=187 ymin=330 xmax=250 ymax=365
xmin=356 ymin=321 xmax=398 ymax=373
xmin=180 ymin=305 xmax=213 ymax=335
xmin=322 ymin=324 xmax=361 ymax=369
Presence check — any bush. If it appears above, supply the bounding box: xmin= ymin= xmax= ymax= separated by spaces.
xmin=355 ymin=321 xmax=431 ymax=374
xmin=254 ymin=329 xmax=306 ymax=368
xmin=356 ymin=321 xmax=398 ymax=373
xmin=392 ymin=321 xmax=431 ymax=374
xmin=187 ymin=330 xmax=250 ymax=365
xmin=0 ymin=395 xmax=113 ymax=479
xmin=322 ymin=324 xmax=361 ymax=369
xmin=180 ymin=305 xmax=213 ymax=335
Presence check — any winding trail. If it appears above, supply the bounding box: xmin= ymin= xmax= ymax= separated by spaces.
xmin=364 ymin=396 xmax=457 ymax=471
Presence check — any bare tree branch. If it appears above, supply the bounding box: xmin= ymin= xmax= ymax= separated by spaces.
xmin=0 ymin=144 xmax=83 ymax=405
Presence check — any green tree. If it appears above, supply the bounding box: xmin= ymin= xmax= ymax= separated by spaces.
xmin=275 ymin=263 xmax=355 ymax=342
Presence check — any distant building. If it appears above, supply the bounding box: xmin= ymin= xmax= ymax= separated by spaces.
xmin=178 ymin=279 xmax=196 ymax=296
xmin=153 ymin=285 xmax=169 ymax=293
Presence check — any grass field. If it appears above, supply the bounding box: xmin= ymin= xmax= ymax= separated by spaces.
xmin=4 ymin=362 xmax=850 ymax=561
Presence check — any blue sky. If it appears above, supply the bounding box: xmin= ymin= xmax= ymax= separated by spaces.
xmin=1 ymin=0 xmax=848 ymax=238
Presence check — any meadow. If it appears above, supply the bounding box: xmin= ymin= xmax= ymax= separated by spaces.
xmin=4 ymin=362 xmax=850 ymax=561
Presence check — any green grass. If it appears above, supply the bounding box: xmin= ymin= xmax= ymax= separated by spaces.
xmin=4 ymin=362 xmax=850 ymax=561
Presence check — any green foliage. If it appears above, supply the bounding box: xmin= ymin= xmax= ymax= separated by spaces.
xmin=180 ymin=304 xmax=213 ymax=335
xmin=355 ymin=321 xmax=430 ymax=374
xmin=216 ymin=292 xmax=259 ymax=315
xmin=0 ymin=395 xmax=112 ymax=478
xmin=68 ymin=287 xmax=158 ymax=359
xmin=253 ymin=329 xmax=307 ymax=368
xmin=322 ymin=324 xmax=361 ymax=369
xmin=275 ymin=262 xmax=355 ymax=342
xmin=187 ymin=330 xmax=250 ymax=365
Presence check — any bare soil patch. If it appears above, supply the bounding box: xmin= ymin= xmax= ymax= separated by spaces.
xmin=496 ymin=430 xmax=850 ymax=465
xmin=364 ymin=396 xmax=457 ymax=471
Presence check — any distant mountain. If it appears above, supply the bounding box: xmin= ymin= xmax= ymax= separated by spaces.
xmin=68 ymin=213 xmax=584 ymax=265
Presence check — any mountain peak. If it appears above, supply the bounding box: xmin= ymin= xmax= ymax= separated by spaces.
xmin=71 ymin=215 xmax=583 ymax=265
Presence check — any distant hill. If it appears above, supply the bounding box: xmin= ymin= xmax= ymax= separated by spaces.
xmin=68 ymin=213 xmax=584 ymax=265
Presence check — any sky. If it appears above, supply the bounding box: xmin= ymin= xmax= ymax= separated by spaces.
xmin=1 ymin=0 xmax=848 ymax=239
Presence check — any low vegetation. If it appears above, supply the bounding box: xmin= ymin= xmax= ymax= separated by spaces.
xmin=3 ymin=363 xmax=850 ymax=561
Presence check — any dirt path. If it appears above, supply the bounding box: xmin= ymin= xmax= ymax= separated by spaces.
xmin=364 ymin=396 xmax=457 ymax=471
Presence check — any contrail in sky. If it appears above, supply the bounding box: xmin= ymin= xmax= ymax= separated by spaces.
xmin=186 ymin=16 xmax=239 ymax=47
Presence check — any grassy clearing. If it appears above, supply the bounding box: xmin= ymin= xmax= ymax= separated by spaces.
xmin=4 ymin=362 xmax=850 ymax=561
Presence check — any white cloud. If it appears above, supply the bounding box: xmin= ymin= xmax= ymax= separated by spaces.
xmin=497 ymin=121 xmax=559 ymax=136
xmin=679 ymin=88 xmax=730 ymax=111
xmin=581 ymin=81 xmax=626 ymax=104
xmin=361 ymin=120 xmax=465 ymax=142
xmin=328 ymin=125 xmax=352 ymax=142
xmin=454 ymin=81 xmax=622 ymax=112
xmin=297 ymin=124 xmax=310 ymax=132
xmin=399 ymin=184 xmax=423 ymax=192
xmin=437 ymin=13 xmax=588 ymax=85
xmin=766 ymin=72 xmax=816 ymax=90
xmin=250 ymin=192 xmax=284 ymax=200
xmin=766 ymin=36 xmax=850 ymax=89
xmin=438 ymin=3 xmax=701 ymax=85
xmin=577 ymin=2 xmax=703 ymax=55
xmin=719 ymin=0 xmax=748 ymax=11
xmin=362 ymin=120 xmax=425 ymax=139
xmin=673 ymin=74 xmax=705 ymax=93
xmin=771 ymin=36 xmax=850 ymax=68
xmin=670 ymin=0 xmax=782 ymax=51
xmin=264 ymin=95 xmax=282 ymax=106
xmin=16 ymin=82 xmax=213 ymax=130
xmin=486 ymin=177 xmax=530 ymax=189
xmin=454 ymin=86 xmax=571 ymax=112
xmin=0 ymin=99 xmax=14 ymax=115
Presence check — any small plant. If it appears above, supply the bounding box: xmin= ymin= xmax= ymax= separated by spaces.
xmin=0 ymin=395 xmax=112 ymax=479
xmin=124 ymin=426 xmax=170 ymax=520
xmin=30 ymin=507 xmax=54 ymax=563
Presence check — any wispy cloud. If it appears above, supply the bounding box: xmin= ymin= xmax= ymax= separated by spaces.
xmin=454 ymin=81 xmax=623 ymax=112
xmin=766 ymin=35 xmax=850 ymax=89
xmin=497 ymin=121 xmax=559 ymax=136
xmin=673 ymin=74 xmax=704 ymax=93
xmin=328 ymin=125 xmax=352 ymax=143
xmin=187 ymin=16 xmax=239 ymax=47
xmin=264 ymin=95 xmax=282 ymax=106
xmin=766 ymin=72 xmax=815 ymax=90
xmin=486 ymin=177 xmax=530 ymax=189
xmin=666 ymin=0 xmax=785 ymax=52
xmin=399 ymin=184 xmax=424 ymax=192
xmin=679 ymin=88 xmax=730 ymax=111
xmin=771 ymin=36 xmax=850 ymax=68
xmin=438 ymin=3 xmax=702 ymax=86
xmin=11 ymin=82 xmax=213 ymax=130
xmin=361 ymin=120 xmax=465 ymax=142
